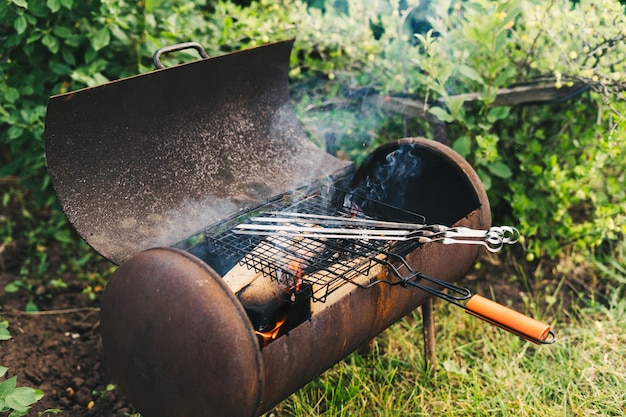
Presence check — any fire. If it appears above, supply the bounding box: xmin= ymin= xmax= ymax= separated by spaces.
xmin=254 ymin=316 xmax=287 ymax=344
xmin=287 ymin=260 xmax=303 ymax=292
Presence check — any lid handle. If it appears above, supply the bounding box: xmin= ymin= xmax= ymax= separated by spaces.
xmin=152 ymin=42 xmax=209 ymax=69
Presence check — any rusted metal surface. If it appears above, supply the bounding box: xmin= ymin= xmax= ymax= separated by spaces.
xmin=100 ymin=138 xmax=491 ymax=417
xmin=350 ymin=138 xmax=484 ymax=226
xmin=44 ymin=40 xmax=349 ymax=264
xmin=256 ymin=216 xmax=489 ymax=414
xmin=421 ymin=298 xmax=437 ymax=378
xmin=256 ymin=139 xmax=490 ymax=413
xmin=100 ymin=247 xmax=263 ymax=417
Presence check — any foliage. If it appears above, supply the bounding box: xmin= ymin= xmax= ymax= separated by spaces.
xmin=405 ymin=0 xmax=626 ymax=258
xmin=1 ymin=0 xmax=625 ymax=263
xmin=1 ymin=185 xmax=114 ymax=306
xmin=0 ymin=319 xmax=44 ymax=416
xmin=283 ymin=0 xmax=626 ymax=259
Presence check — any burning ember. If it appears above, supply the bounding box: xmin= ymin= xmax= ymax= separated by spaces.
xmin=236 ymin=257 xmax=313 ymax=347
xmin=255 ymin=316 xmax=287 ymax=345
xmin=252 ymin=260 xmax=306 ymax=346
xmin=287 ymin=260 xmax=303 ymax=294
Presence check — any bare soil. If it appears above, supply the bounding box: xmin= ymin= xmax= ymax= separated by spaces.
xmin=0 ymin=269 xmax=133 ymax=416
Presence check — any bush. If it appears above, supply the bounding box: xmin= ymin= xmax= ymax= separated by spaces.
xmin=286 ymin=0 xmax=626 ymax=258
xmin=1 ymin=0 xmax=625 ymax=261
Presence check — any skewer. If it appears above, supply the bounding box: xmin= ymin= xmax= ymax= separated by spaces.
xmin=256 ymin=211 xmax=432 ymax=230
xmin=241 ymin=213 xmax=518 ymax=240
xmin=234 ymin=214 xmax=519 ymax=253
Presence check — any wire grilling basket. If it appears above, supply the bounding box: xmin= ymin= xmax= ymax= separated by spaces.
xmin=206 ymin=185 xmax=423 ymax=303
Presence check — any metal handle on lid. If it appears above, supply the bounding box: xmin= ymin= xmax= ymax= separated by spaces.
xmin=152 ymin=42 xmax=209 ymax=69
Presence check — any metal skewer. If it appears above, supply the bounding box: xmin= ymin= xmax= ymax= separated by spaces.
xmin=233 ymin=213 xmax=520 ymax=253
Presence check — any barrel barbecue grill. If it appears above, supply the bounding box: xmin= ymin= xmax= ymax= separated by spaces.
xmin=44 ymin=40 xmax=553 ymax=417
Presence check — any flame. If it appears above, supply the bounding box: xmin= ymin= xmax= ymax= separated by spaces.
xmin=255 ymin=316 xmax=287 ymax=343
xmin=254 ymin=260 xmax=306 ymax=346
xmin=288 ymin=260 xmax=303 ymax=292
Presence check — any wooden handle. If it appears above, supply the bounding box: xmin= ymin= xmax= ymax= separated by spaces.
xmin=465 ymin=295 xmax=552 ymax=344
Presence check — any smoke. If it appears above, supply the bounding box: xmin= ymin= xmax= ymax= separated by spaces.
xmin=144 ymin=195 xmax=239 ymax=250
xmin=344 ymin=143 xmax=427 ymax=221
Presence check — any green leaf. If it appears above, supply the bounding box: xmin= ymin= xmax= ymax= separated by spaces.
xmin=10 ymin=0 xmax=28 ymax=8
xmin=49 ymin=62 xmax=71 ymax=76
xmin=452 ymin=135 xmax=472 ymax=158
xmin=487 ymin=106 xmax=511 ymax=123
xmin=428 ymin=106 xmax=454 ymax=123
xmin=33 ymin=389 xmax=44 ymax=401
xmin=25 ymin=299 xmax=39 ymax=313
xmin=7 ymin=126 xmax=23 ymax=140
xmin=46 ymin=0 xmax=61 ymax=13
xmin=26 ymin=32 xmax=42 ymax=44
xmin=477 ymin=168 xmax=492 ymax=190
xmin=4 ymin=282 xmax=20 ymax=293
xmin=4 ymin=88 xmax=19 ymax=104
xmin=458 ymin=64 xmax=484 ymax=84
xmin=109 ymin=24 xmax=129 ymax=43
xmin=5 ymin=386 xmax=38 ymax=411
xmin=28 ymin=1 xmax=49 ymax=17
xmin=447 ymin=96 xmax=466 ymax=120
xmin=0 ymin=324 xmax=11 ymax=341
xmin=91 ymin=27 xmax=110 ymax=51
xmin=13 ymin=15 xmax=27 ymax=35
xmin=59 ymin=0 xmax=73 ymax=9
xmin=61 ymin=48 xmax=76 ymax=65
xmin=10 ymin=407 xmax=29 ymax=417
xmin=493 ymin=66 xmax=517 ymax=87
xmin=0 ymin=367 xmax=8 ymax=378
xmin=41 ymin=33 xmax=59 ymax=54
xmin=64 ymin=34 xmax=84 ymax=47
xmin=53 ymin=229 xmax=73 ymax=244
xmin=488 ymin=161 xmax=513 ymax=178
xmin=0 ymin=377 xmax=18 ymax=397
xmin=52 ymin=26 xmax=73 ymax=38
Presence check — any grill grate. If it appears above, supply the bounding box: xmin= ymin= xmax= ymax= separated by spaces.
xmin=206 ymin=185 xmax=426 ymax=302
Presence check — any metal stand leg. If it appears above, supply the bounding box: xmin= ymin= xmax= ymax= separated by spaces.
xmin=422 ymin=298 xmax=436 ymax=378
xmin=358 ymin=338 xmax=375 ymax=356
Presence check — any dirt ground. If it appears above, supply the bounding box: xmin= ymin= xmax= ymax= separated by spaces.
xmin=0 ymin=184 xmax=568 ymax=416
xmin=0 ymin=269 xmax=134 ymax=416
xmin=0 ymin=181 xmax=136 ymax=416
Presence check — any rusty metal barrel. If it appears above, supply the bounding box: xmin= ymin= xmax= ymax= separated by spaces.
xmin=99 ymin=137 xmax=490 ymax=417
xmin=44 ymin=40 xmax=491 ymax=417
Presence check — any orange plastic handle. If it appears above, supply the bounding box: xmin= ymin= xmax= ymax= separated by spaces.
xmin=465 ymin=295 xmax=552 ymax=344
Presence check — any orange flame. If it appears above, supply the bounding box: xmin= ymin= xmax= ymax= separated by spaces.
xmin=255 ymin=316 xmax=287 ymax=344
xmin=255 ymin=260 xmax=304 ymax=346
xmin=288 ymin=260 xmax=303 ymax=292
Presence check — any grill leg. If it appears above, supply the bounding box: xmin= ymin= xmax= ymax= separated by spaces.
xmin=422 ymin=298 xmax=436 ymax=378
xmin=358 ymin=338 xmax=376 ymax=355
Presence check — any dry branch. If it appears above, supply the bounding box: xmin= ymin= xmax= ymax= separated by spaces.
xmin=365 ymin=79 xmax=590 ymax=120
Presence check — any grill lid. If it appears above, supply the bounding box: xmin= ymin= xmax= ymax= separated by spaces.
xmin=44 ymin=40 xmax=349 ymax=264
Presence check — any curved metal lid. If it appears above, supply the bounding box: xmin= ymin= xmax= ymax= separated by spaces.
xmin=44 ymin=40 xmax=349 ymax=264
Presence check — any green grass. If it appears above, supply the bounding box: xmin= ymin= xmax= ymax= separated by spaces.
xmin=271 ymin=287 xmax=626 ymax=416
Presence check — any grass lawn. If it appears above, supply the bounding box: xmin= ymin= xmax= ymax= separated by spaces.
xmin=273 ymin=260 xmax=626 ymax=416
